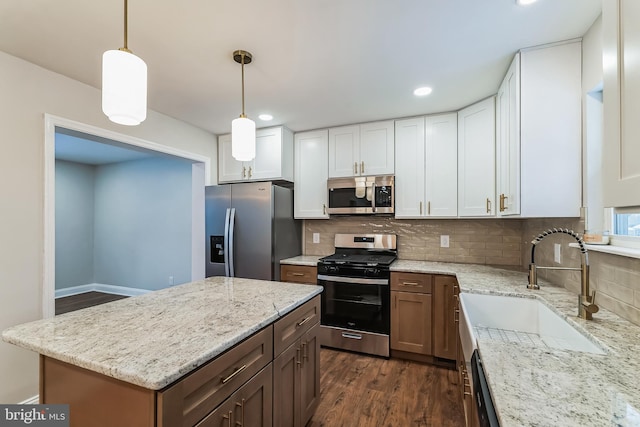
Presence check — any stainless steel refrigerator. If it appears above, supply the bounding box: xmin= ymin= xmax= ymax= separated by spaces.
xmin=205 ymin=182 xmax=301 ymax=281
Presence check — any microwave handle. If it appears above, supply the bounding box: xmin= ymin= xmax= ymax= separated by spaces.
xmin=371 ymin=182 xmax=376 ymax=212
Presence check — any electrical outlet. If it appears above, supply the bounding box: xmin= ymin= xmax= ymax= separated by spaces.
xmin=440 ymin=235 xmax=450 ymax=248
xmin=554 ymin=244 xmax=562 ymax=264
xmin=169 ymin=276 xmax=174 ymax=286
xmin=313 ymin=233 xmax=320 ymax=244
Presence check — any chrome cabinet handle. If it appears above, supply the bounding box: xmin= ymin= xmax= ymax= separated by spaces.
xmin=290 ymin=272 xmax=305 ymax=277
xmin=247 ymin=166 xmax=252 ymax=178
xmin=341 ymin=331 xmax=362 ymax=340
xmin=221 ymin=364 xmax=247 ymax=384
xmin=486 ymin=197 xmax=491 ymax=214
xmin=361 ymin=161 xmax=365 ymax=174
xmin=354 ymin=162 xmax=358 ymax=175
xmin=420 ymin=201 xmax=423 ymax=215
xmin=323 ymin=203 xmax=327 ymax=215
xmin=428 ymin=201 xmax=431 ymax=215
xmin=241 ymin=166 xmax=246 ymax=179
xmin=296 ymin=347 xmax=302 ymax=366
xmin=401 ymin=281 xmax=420 ymax=287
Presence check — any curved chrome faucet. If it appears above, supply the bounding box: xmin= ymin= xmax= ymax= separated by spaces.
xmin=528 ymin=228 xmax=599 ymax=320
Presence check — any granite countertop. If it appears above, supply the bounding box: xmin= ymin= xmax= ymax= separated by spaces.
xmin=392 ymin=260 xmax=640 ymax=427
xmin=280 ymin=255 xmax=322 ymax=266
xmin=2 ymin=277 xmax=322 ymax=390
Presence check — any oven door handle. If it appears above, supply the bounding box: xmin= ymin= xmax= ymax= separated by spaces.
xmin=317 ymin=275 xmax=389 ymax=286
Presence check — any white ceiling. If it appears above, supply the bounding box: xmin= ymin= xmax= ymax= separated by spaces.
xmin=1 ymin=0 xmax=601 ymax=135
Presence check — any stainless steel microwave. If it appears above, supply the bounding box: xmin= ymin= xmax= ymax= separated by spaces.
xmin=327 ymin=175 xmax=394 ymax=215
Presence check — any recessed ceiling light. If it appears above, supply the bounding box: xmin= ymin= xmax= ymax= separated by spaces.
xmin=516 ymin=0 xmax=537 ymax=5
xmin=413 ymin=87 xmax=433 ymax=97
xmin=258 ymin=114 xmax=273 ymax=121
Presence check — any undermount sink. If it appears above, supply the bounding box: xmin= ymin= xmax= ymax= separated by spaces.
xmin=459 ymin=293 xmax=605 ymax=355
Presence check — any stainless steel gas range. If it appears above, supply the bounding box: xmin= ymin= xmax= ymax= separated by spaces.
xmin=317 ymin=233 xmax=397 ymax=357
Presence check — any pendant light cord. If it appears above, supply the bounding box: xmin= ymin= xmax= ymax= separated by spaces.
xmin=122 ymin=0 xmax=130 ymax=52
xmin=240 ymin=52 xmax=246 ymax=118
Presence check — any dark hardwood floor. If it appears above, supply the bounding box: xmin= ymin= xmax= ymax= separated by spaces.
xmin=308 ymin=348 xmax=464 ymax=427
xmin=55 ymin=291 xmax=129 ymax=315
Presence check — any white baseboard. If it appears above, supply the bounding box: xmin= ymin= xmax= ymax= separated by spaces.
xmin=55 ymin=283 xmax=151 ymax=299
xmin=19 ymin=395 xmax=39 ymax=404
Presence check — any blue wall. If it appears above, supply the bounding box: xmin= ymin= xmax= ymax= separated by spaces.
xmin=55 ymin=160 xmax=96 ymax=289
xmin=55 ymin=157 xmax=193 ymax=292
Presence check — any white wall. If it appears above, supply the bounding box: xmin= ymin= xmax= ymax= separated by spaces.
xmin=94 ymin=157 xmax=193 ymax=290
xmin=55 ymin=160 xmax=96 ymax=289
xmin=0 ymin=50 xmax=215 ymax=403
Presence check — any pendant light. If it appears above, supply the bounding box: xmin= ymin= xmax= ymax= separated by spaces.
xmin=102 ymin=0 xmax=147 ymax=126
xmin=231 ymin=50 xmax=256 ymax=162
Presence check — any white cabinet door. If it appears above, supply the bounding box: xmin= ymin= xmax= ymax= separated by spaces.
xmin=603 ymin=0 xmax=640 ymax=207
xmin=328 ymin=125 xmax=359 ymax=178
xmin=520 ymin=42 xmax=581 ymax=217
xmin=458 ymin=97 xmax=496 ymax=217
xmin=294 ymin=130 xmax=329 ymax=219
xmin=360 ymin=121 xmax=395 ymax=176
xmin=426 ymin=113 xmax=458 ymax=217
xmin=218 ymin=134 xmax=245 ymax=183
xmin=394 ymin=117 xmax=426 ymax=218
xmin=496 ymin=54 xmax=521 ymax=216
xmin=252 ymin=127 xmax=283 ymax=181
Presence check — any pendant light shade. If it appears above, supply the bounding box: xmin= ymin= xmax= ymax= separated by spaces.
xmin=102 ymin=0 xmax=147 ymax=126
xmin=102 ymin=49 xmax=147 ymax=126
xmin=232 ymin=116 xmax=256 ymax=161
xmin=231 ymin=50 xmax=256 ymax=162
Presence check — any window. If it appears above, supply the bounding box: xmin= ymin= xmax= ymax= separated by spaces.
xmin=614 ymin=212 xmax=640 ymax=237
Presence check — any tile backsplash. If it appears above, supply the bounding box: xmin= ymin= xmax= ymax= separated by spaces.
xmin=304 ymin=216 xmax=640 ymax=326
xmin=304 ymin=217 xmax=524 ymax=266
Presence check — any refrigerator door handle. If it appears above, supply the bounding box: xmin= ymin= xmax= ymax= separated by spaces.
xmin=224 ymin=208 xmax=231 ymax=277
xmin=228 ymin=208 xmax=236 ymax=277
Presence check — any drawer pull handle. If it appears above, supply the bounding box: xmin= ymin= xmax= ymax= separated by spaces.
xmin=221 ymin=364 xmax=247 ymax=384
xmin=297 ymin=316 xmax=312 ymax=327
xmin=290 ymin=272 xmax=305 ymax=277
xmin=296 ymin=347 xmax=302 ymax=366
xmin=341 ymin=332 xmax=362 ymax=340
xmin=401 ymin=281 xmax=420 ymax=286
xmin=235 ymin=398 xmax=245 ymax=426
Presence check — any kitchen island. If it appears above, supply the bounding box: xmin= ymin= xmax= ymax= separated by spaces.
xmin=2 ymin=277 xmax=323 ymax=427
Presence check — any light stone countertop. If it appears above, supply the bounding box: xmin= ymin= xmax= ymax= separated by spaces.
xmin=2 ymin=277 xmax=322 ymax=390
xmin=392 ymin=260 xmax=640 ymax=427
xmin=280 ymin=255 xmax=322 ymax=266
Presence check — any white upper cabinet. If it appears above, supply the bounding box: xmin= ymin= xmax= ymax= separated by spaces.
xmin=458 ymin=97 xmax=496 ymax=217
xmin=603 ymin=0 xmax=640 ymax=207
xmin=328 ymin=121 xmax=394 ymax=178
xmin=395 ymin=117 xmax=426 ymax=217
xmin=294 ymin=130 xmax=329 ymax=219
xmin=218 ymin=126 xmax=293 ymax=183
xmin=496 ymin=54 xmax=521 ymax=216
xmin=496 ymin=41 xmax=582 ymax=217
xmin=395 ymin=114 xmax=457 ymax=218
xmin=425 ymin=114 xmax=458 ymax=217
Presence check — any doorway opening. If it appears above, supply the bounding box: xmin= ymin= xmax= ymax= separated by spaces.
xmin=44 ymin=115 xmax=210 ymax=317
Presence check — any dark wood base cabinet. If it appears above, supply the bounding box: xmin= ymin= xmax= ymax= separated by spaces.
xmin=273 ymin=322 xmax=320 ymax=427
xmin=39 ymin=296 xmax=321 ymax=427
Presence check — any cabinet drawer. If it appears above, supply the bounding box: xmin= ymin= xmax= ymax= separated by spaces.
xmin=391 ymin=272 xmax=433 ymax=293
xmin=274 ymin=296 xmax=321 ymax=357
xmin=280 ymin=265 xmax=318 ymax=284
xmin=195 ymin=364 xmax=273 ymax=427
xmin=157 ymin=327 xmax=273 ymax=427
